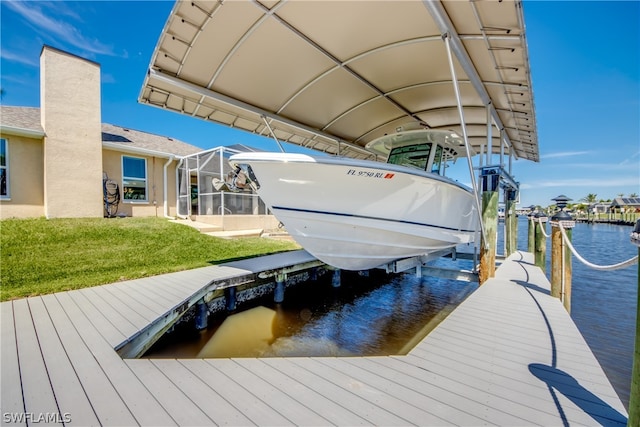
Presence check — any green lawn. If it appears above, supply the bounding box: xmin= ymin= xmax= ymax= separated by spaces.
xmin=0 ymin=217 xmax=299 ymax=301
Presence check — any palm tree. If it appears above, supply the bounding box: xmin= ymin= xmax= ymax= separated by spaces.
xmin=581 ymin=193 xmax=597 ymax=221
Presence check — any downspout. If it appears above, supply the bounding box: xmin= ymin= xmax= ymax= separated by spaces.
xmin=163 ymin=155 xmax=175 ymax=218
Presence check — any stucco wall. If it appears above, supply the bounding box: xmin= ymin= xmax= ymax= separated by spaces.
xmin=0 ymin=135 xmax=44 ymax=219
xmin=102 ymin=149 xmax=180 ymax=218
xmin=41 ymin=46 xmax=103 ymax=218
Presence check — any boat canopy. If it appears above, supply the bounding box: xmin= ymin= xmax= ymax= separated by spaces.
xmin=139 ymin=0 xmax=538 ymax=162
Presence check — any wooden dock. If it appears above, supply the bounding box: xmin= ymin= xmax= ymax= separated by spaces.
xmin=1 ymin=250 xmax=628 ymax=426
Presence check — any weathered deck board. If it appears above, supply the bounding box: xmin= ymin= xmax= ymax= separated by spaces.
xmin=0 ymin=250 xmax=628 ymax=426
xmin=205 ymin=358 xmax=332 ymax=426
xmin=0 ymin=302 xmax=25 ymax=427
xmin=42 ymin=293 xmax=140 ymax=426
xmin=149 ymin=359 xmax=254 ymax=426
xmin=233 ymin=358 xmax=371 ymax=426
xmin=51 ymin=292 xmax=176 ymax=426
xmin=27 ymin=297 xmax=100 ymax=426
xmin=11 ymin=298 xmax=61 ymax=426
xmin=126 ymin=359 xmax=215 ymax=426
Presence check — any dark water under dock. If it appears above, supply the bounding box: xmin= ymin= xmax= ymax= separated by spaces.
xmin=144 ymin=260 xmax=477 ymax=359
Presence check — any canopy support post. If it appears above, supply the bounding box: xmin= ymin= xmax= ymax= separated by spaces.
xmin=443 ymin=33 xmax=488 ymax=250
xmin=261 ymin=115 xmax=286 ymax=153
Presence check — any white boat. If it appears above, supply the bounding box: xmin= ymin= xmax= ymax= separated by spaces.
xmin=229 ymin=129 xmax=478 ymax=271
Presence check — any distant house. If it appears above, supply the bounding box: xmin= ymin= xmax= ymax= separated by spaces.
xmin=589 ymin=203 xmax=609 ymax=215
xmin=610 ymin=197 xmax=640 ymax=213
xmin=0 ymin=46 xmax=202 ymax=220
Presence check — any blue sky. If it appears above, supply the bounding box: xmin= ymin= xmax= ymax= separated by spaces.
xmin=1 ymin=1 xmax=638 ymax=207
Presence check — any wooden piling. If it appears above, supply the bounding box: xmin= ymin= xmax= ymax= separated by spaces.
xmin=534 ymin=214 xmax=547 ymax=271
xmin=528 ymin=214 xmax=535 ymax=253
xmin=479 ymin=173 xmax=499 ymax=284
xmin=505 ymin=189 xmax=517 ymax=256
xmin=550 ymin=220 xmax=573 ymax=313
xmin=628 ymin=221 xmax=640 ymax=425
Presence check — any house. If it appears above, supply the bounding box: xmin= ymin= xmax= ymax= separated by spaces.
xmin=610 ymin=197 xmax=640 ymax=213
xmin=0 ymin=46 xmax=206 ymax=220
xmin=0 ymin=45 xmax=279 ymax=231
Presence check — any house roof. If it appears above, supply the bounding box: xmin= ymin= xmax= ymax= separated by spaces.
xmin=101 ymin=123 xmax=201 ymax=157
xmin=139 ymin=0 xmax=538 ymax=162
xmin=0 ymin=105 xmax=202 ymax=157
xmin=0 ymin=106 xmax=44 ymax=136
xmin=611 ymin=197 xmax=640 ymax=207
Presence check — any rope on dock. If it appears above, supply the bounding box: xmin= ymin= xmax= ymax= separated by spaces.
xmin=558 ymin=223 xmax=638 ymax=271
xmin=536 ymin=217 xmax=551 ymax=238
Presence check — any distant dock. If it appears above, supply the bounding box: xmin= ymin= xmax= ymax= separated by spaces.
xmin=0 ymin=250 xmax=627 ymax=426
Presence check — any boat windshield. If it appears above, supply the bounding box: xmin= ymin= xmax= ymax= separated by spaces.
xmin=387 ymin=143 xmax=431 ymax=171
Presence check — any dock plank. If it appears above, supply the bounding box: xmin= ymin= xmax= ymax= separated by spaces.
xmin=180 ymin=359 xmax=294 ymax=426
xmin=208 ymin=358 xmax=332 ymax=426
xmin=262 ymin=357 xmax=409 ymax=426
xmin=101 ymin=283 xmax=165 ymax=320
xmin=1 ymin=302 xmax=26 ymax=427
xmin=85 ymin=285 xmax=152 ymax=330
xmin=314 ymin=356 xmax=457 ymax=426
xmin=234 ymin=358 xmax=371 ymax=426
xmin=27 ymin=297 xmax=100 ymax=426
xmin=66 ymin=290 xmax=128 ymax=347
xmin=52 ymin=292 xmax=177 ymax=426
xmin=11 ymin=298 xmax=61 ymax=426
xmin=150 ymin=359 xmax=254 ymax=426
xmin=41 ymin=293 xmax=139 ymax=427
xmin=126 ymin=359 xmax=215 ymax=426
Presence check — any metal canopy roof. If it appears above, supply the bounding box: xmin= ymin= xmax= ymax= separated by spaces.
xmin=140 ymin=0 xmax=538 ymax=162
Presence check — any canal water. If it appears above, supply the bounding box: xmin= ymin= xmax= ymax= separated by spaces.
xmin=145 ymin=216 xmax=636 ymax=409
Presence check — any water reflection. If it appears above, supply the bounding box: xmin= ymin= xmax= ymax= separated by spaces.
xmin=144 ymin=263 xmax=477 ymax=359
xmin=197 ymin=306 xmax=277 ymax=358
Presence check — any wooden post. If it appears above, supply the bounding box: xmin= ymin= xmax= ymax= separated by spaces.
xmin=550 ymin=226 xmax=562 ymax=299
xmin=550 ymin=218 xmax=574 ymax=312
xmin=528 ymin=212 xmax=535 ymax=253
xmin=505 ymin=189 xmax=518 ymax=256
xmin=628 ymin=220 xmax=640 ymax=425
xmin=534 ymin=213 xmax=547 ymax=271
xmin=479 ymin=172 xmax=499 ymax=284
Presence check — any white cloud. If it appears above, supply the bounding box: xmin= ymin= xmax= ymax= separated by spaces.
xmin=540 ymin=151 xmax=591 ymax=159
xmin=0 ymin=48 xmax=39 ymax=67
xmin=5 ymin=1 xmax=116 ymax=57
xmin=520 ymin=177 xmax=640 ymax=189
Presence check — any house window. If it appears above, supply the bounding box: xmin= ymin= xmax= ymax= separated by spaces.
xmin=122 ymin=156 xmax=147 ymax=201
xmin=0 ymin=138 xmax=8 ymax=198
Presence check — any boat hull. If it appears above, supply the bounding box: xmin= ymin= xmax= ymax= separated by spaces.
xmin=230 ymin=153 xmax=478 ymax=270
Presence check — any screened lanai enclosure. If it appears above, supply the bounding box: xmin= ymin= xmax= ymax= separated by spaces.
xmin=177 ymin=146 xmax=268 ymax=217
